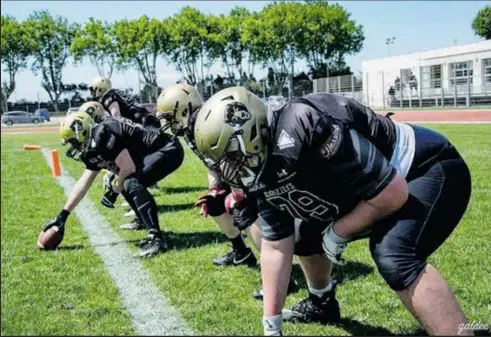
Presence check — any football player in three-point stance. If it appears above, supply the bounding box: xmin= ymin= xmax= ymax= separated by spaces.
xmin=194 ymin=88 xmax=473 ymax=335
xmin=43 ymin=112 xmax=184 ymax=258
xmin=155 ymin=84 xmax=260 ymax=267
xmin=87 ymin=76 xmax=161 ymax=228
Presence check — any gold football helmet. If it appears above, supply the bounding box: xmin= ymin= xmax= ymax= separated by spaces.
xmin=89 ymin=76 xmax=112 ymax=99
xmin=59 ymin=112 xmax=95 ymax=160
xmin=78 ymin=101 xmax=106 ymax=123
xmin=194 ymin=86 xmax=269 ymax=188
xmin=156 ymin=83 xmax=203 ymax=135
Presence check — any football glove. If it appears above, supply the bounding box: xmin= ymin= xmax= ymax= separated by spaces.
xmin=43 ymin=210 xmax=69 ymax=236
xmin=224 ymin=191 xmax=246 ymax=214
xmin=102 ymin=171 xmax=116 ymax=191
xmin=322 ymin=224 xmax=348 ymax=266
xmin=194 ymin=188 xmax=228 ymax=217
xmin=263 ymin=314 xmax=283 ymax=336
xmin=232 ymin=197 xmax=258 ymax=231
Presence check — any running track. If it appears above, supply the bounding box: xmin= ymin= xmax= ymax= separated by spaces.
xmin=2 ymin=109 xmax=490 ymax=135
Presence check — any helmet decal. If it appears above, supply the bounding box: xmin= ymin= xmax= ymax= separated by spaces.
xmin=224 ymin=102 xmax=252 ymax=127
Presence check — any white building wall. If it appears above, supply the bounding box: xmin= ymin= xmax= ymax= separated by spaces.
xmin=362 ymin=40 xmax=491 ymax=108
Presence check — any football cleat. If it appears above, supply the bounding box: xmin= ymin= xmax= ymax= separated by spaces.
xmin=212 ymin=247 xmax=257 ymax=267
xmin=120 ymin=218 xmax=144 ymax=231
xmin=124 ymin=210 xmax=136 ymax=218
xmin=134 ymin=231 xmax=167 ymax=258
xmin=282 ymin=280 xmax=340 ymax=324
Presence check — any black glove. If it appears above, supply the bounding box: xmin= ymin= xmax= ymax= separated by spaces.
xmin=101 ymin=188 xmax=119 ymax=208
xmin=43 ymin=209 xmax=69 ymax=236
xmin=232 ymin=198 xmax=258 ymax=231
xmin=194 ymin=188 xmax=228 ymax=217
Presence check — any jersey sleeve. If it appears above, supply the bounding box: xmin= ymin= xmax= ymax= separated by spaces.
xmin=95 ymin=126 xmax=126 ymax=162
xmin=322 ymin=128 xmax=398 ymax=201
xmin=258 ymin=195 xmax=295 ymax=241
xmin=271 ymin=102 xmax=337 ymax=171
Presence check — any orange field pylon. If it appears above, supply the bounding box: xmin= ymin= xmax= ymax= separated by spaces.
xmin=51 ymin=149 xmax=61 ymax=177
xmin=23 ymin=144 xmax=41 ymax=151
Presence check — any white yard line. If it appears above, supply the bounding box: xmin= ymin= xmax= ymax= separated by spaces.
xmin=41 ymin=148 xmax=193 ymax=336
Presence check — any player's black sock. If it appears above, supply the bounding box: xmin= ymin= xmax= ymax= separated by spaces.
xmin=125 ymin=178 xmax=161 ymax=234
xmin=230 ymin=234 xmax=248 ymax=253
xmin=121 ymin=189 xmax=144 ymax=224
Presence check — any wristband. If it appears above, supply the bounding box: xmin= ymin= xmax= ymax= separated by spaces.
xmin=58 ymin=209 xmax=70 ymax=223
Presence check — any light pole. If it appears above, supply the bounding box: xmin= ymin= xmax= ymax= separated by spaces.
xmin=386 ymin=37 xmax=396 ymax=56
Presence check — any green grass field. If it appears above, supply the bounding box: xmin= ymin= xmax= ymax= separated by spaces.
xmin=2 ymin=124 xmax=491 ymax=336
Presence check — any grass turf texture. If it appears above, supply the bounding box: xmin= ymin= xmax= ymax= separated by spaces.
xmin=2 ymin=124 xmax=490 ymax=335
xmin=1 ymin=136 xmax=135 ymax=335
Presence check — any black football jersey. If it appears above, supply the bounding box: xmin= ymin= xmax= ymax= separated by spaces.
xmin=99 ymin=89 xmax=149 ymax=124
xmin=252 ymin=93 xmax=399 ymax=241
xmin=81 ymin=116 xmax=171 ymax=172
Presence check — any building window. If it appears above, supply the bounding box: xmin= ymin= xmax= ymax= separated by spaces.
xmin=421 ymin=64 xmax=442 ymax=89
xmin=483 ymin=58 xmax=491 ymax=84
xmin=449 ymin=61 xmax=473 ymax=85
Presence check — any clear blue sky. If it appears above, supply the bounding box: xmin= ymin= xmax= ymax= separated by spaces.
xmin=1 ymin=0 xmax=486 ymax=101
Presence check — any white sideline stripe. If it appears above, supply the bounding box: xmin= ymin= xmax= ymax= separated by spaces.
xmin=41 ymin=148 xmax=193 ymax=336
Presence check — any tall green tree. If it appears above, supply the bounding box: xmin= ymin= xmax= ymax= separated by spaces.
xmin=299 ymin=1 xmax=364 ymax=79
xmin=1 ymin=15 xmax=32 ymax=102
xmin=211 ymin=7 xmax=252 ymax=81
xmin=24 ymin=10 xmax=79 ymax=112
xmin=112 ymin=15 xmax=168 ymax=101
xmin=472 ymin=6 xmax=491 ymax=40
xmin=70 ymin=18 xmax=116 ymax=78
xmin=166 ymin=7 xmax=218 ymax=85
xmin=242 ymin=2 xmax=305 ymax=89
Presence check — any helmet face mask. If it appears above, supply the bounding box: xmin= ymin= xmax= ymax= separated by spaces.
xmin=216 ymin=133 xmax=267 ymax=189
xmin=60 ymin=112 xmax=94 ymax=161
xmin=194 ymin=87 xmax=269 ymax=190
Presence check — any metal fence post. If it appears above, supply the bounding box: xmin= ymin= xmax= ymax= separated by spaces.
xmin=351 ymin=75 xmax=355 ymax=97
xmin=441 ymin=85 xmax=445 ymax=108
xmin=337 ymin=76 xmax=341 ymax=93
xmin=365 ymin=72 xmax=370 ymax=105
xmin=313 ymin=79 xmax=317 ymax=93
xmin=381 ymin=72 xmax=386 ymax=110
xmin=400 ymin=69 xmax=403 ymax=109
xmin=418 ymin=66 xmax=422 ymax=108
xmin=466 ymin=60 xmax=471 ymax=107
xmin=325 ymin=77 xmax=329 ymax=93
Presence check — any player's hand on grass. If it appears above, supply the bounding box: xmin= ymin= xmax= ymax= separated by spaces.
xmin=194 ymin=188 xmax=228 ymax=217
xmin=322 ymin=224 xmax=348 ymax=266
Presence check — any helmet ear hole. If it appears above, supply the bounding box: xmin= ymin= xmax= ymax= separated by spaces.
xmin=250 ymin=125 xmax=257 ymax=143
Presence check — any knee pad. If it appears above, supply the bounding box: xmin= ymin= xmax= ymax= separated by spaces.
xmin=370 ymin=240 xmax=427 ymax=291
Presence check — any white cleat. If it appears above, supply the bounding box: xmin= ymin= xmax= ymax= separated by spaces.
xmin=120 ymin=201 xmax=130 ymax=208
xmin=124 ymin=210 xmax=136 ymax=218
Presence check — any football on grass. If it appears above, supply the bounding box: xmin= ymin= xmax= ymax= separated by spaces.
xmin=37 ymin=227 xmax=63 ymax=250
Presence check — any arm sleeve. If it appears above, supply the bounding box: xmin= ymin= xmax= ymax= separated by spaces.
xmin=100 ymin=90 xmax=128 ymax=112
xmin=323 ymin=129 xmax=398 ymax=201
xmin=258 ymin=196 xmax=295 ymax=241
